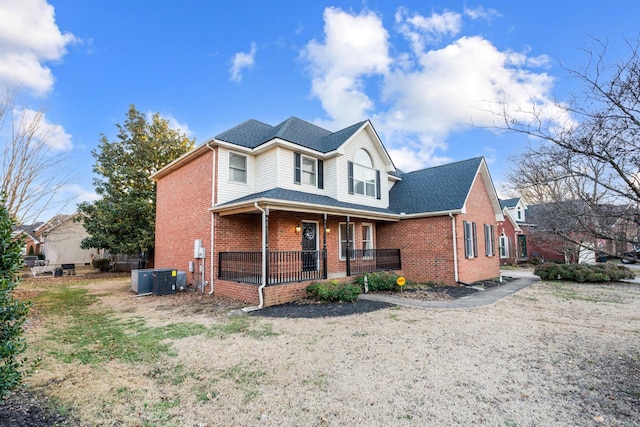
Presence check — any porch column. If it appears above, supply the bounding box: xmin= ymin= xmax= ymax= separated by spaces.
xmin=346 ymin=215 xmax=351 ymax=276
xmin=264 ymin=208 xmax=269 ymax=284
xmin=323 ymin=213 xmax=327 ymax=277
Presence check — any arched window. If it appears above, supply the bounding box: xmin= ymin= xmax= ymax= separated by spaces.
xmin=353 ymin=149 xmax=376 ymax=197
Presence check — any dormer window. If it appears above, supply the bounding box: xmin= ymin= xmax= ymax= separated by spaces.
xmin=348 ymin=149 xmax=381 ymax=199
xmin=517 ymin=206 xmax=522 ymax=220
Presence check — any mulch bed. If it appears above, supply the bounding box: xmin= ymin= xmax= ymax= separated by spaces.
xmin=254 ymin=277 xmax=514 ymax=318
xmin=0 ymin=388 xmax=78 ymax=426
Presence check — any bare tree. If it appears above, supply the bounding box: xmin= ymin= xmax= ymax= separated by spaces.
xmin=499 ymin=37 xmax=640 ymax=256
xmin=0 ymin=88 xmax=73 ymax=226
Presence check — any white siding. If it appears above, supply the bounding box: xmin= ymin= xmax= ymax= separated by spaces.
xmin=43 ymin=218 xmax=95 ymax=265
xmin=336 ymin=129 xmax=390 ymax=209
xmin=256 ymin=147 xmax=279 ymax=193
xmin=216 ymin=147 xmax=257 ymax=205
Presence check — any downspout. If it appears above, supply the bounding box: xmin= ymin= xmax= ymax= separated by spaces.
xmin=242 ymin=202 xmax=267 ymax=312
xmin=207 ymin=143 xmax=216 ymax=294
xmin=450 ymin=213 xmax=459 ymax=283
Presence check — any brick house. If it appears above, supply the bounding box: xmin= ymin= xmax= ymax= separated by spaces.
xmin=153 ymin=117 xmax=504 ymax=307
xmin=497 ymin=198 xmax=528 ymax=265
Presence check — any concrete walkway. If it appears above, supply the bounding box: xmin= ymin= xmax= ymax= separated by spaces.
xmin=359 ymin=269 xmax=539 ymax=310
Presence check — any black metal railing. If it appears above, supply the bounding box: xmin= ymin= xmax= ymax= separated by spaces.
xmin=268 ymin=250 xmax=326 ymax=284
xmin=348 ymin=248 xmax=401 ymax=275
xmin=218 ymin=250 xmax=327 ymax=285
xmin=218 ymin=251 xmax=262 ymax=284
xmin=219 ymin=248 xmax=400 ymax=284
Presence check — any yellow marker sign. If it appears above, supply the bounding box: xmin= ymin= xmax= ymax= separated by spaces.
xmin=397 ymin=276 xmax=406 ymax=286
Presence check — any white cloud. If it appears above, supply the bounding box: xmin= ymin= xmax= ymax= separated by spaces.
xmin=302 ymin=7 xmax=390 ymax=129
xmin=396 ymin=7 xmax=461 ymax=53
xmin=15 ymin=107 xmax=73 ymax=151
xmin=302 ymin=7 xmax=572 ymax=170
xmin=0 ymin=0 xmax=77 ymax=96
xmin=463 ymin=5 xmax=502 ymax=22
xmin=229 ymin=42 xmax=257 ymax=83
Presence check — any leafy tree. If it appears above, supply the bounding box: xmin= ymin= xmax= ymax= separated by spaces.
xmin=0 ymin=194 xmax=35 ymax=398
xmin=78 ymin=105 xmax=194 ymax=260
xmin=500 ymin=37 xmax=640 ymax=257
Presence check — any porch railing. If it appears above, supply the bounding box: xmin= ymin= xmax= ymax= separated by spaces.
xmin=218 ymin=250 xmax=327 ymax=285
xmin=218 ymin=248 xmax=400 ymax=285
xmin=348 ymin=248 xmax=402 ymax=276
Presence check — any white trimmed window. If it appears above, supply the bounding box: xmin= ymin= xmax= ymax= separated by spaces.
xmin=302 ymin=156 xmax=316 ymax=186
xmin=362 ymin=223 xmax=373 ymax=257
xmin=353 ymin=149 xmax=376 ymax=197
xmin=464 ymin=221 xmax=477 ymax=258
xmin=339 ymin=223 xmax=355 ymax=260
xmin=499 ymin=234 xmax=509 ymax=258
xmin=484 ymin=224 xmax=495 ymax=256
xmin=229 ymin=152 xmax=247 ymax=183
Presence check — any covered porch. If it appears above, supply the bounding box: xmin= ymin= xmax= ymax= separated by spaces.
xmin=211 ymin=197 xmax=401 ymax=305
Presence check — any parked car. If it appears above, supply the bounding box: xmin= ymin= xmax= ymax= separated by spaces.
xmin=621 ymin=249 xmax=640 ymax=264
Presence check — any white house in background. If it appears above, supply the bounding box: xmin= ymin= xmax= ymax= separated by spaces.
xmin=36 ymin=213 xmax=99 ymax=266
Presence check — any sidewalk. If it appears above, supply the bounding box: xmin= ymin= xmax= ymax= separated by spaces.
xmin=359 ymin=269 xmax=539 ymax=310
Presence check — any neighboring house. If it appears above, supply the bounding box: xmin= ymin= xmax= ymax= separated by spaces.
xmin=153 ymin=117 xmax=504 ymax=307
xmin=497 ymin=198 xmax=528 ymax=264
xmin=36 ymin=213 xmax=99 ymax=266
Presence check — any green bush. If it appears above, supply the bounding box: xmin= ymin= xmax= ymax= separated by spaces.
xmin=534 ymin=262 xmax=635 ymax=282
xmin=306 ymin=280 xmax=361 ymax=303
xmin=0 ymin=195 xmax=36 ymax=398
xmin=92 ymin=258 xmax=111 ymax=272
xmin=352 ymin=271 xmax=401 ymax=292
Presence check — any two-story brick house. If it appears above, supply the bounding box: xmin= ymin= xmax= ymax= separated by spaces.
xmin=153 ymin=117 xmax=504 ymax=307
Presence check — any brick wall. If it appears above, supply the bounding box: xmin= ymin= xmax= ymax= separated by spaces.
xmin=377 ymin=216 xmax=455 ymax=284
xmin=155 ymin=150 xmax=213 ymax=285
xmin=455 ymin=176 xmax=501 ymax=284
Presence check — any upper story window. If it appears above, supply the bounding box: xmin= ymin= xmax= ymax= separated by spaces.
xmin=229 ymin=152 xmax=247 ymax=183
xmin=516 ymin=206 xmax=523 ymax=221
xmin=302 ymin=156 xmax=316 ymax=186
xmin=348 ymin=149 xmax=380 ymax=199
xmin=294 ymin=152 xmax=323 ymax=189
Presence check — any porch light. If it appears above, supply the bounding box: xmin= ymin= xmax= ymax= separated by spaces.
xmin=295 ymin=225 xmax=301 ymax=234
xmin=325 ymin=227 xmax=331 ymax=234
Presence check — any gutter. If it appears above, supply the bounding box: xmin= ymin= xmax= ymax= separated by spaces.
xmin=241 ymin=202 xmax=267 ymax=312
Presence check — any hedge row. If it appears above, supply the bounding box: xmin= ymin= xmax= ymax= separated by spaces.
xmin=534 ymin=262 xmax=635 ymax=282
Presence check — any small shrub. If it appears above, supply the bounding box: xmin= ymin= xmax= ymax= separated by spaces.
xmin=534 ymin=262 xmax=635 ymax=283
xmin=306 ymin=280 xmax=361 ymax=303
xmin=92 ymin=258 xmax=111 ymax=272
xmin=352 ymin=271 xmax=401 ymax=292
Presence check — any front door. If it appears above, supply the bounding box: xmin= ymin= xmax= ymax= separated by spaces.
xmin=301 ymin=222 xmax=318 ymax=271
xmin=517 ymin=234 xmax=527 ymax=259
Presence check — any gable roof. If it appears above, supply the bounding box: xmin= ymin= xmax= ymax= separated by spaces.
xmin=499 ymin=197 xmax=521 ymax=209
xmin=389 ymin=157 xmax=485 ymax=215
xmin=215 ymin=116 xmax=366 ymax=153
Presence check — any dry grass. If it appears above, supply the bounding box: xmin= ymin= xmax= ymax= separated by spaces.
xmin=15 ymin=276 xmax=640 ymax=426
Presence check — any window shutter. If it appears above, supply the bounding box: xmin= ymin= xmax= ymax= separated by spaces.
xmin=294 ymin=152 xmax=301 ymax=184
xmin=348 ymin=161 xmax=354 ymax=194
xmin=472 ymin=222 xmax=478 ymax=258
xmin=375 ymin=170 xmax=381 ymax=199
xmin=318 ymin=160 xmax=324 ymax=189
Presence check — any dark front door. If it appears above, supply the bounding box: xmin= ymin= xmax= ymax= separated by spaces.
xmin=517 ymin=234 xmax=527 ymax=259
xmin=302 ymin=222 xmax=317 ymax=271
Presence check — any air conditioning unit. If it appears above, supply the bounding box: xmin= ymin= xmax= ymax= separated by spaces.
xmin=152 ymin=269 xmax=177 ymax=295
xmin=131 ymin=269 xmax=154 ymax=294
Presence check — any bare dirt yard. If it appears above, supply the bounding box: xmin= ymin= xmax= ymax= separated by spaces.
xmin=3 ymin=273 xmax=640 ymax=426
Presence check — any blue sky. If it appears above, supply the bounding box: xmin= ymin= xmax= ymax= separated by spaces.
xmin=2 ymin=0 xmax=639 ymax=221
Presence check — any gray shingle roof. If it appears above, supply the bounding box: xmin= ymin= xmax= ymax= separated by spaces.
xmin=216 ymin=187 xmax=396 ymax=215
xmin=215 ymin=116 xmax=366 ymax=153
xmin=499 ymin=197 xmax=521 ymax=209
xmin=389 ymin=157 xmax=483 ymax=214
